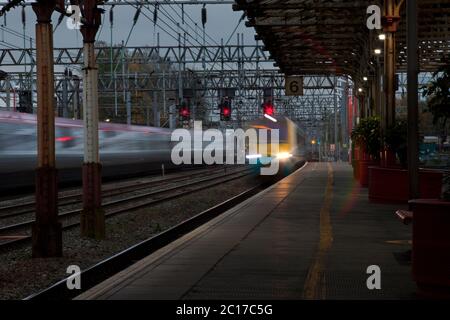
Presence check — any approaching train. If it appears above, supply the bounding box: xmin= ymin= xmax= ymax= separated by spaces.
xmin=245 ymin=115 xmax=307 ymax=176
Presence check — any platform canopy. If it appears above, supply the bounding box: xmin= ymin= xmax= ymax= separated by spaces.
xmin=233 ymin=0 xmax=450 ymax=77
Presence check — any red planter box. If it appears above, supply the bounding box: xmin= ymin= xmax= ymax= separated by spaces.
xmin=354 ymin=146 xmax=371 ymax=161
xmin=352 ymin=159 xmax=360 ymax=180
xmin=358 ymin=160 xmax=379 ymax=187
xmin=380 ymin=149 xmax=397 ymax=167
xmin=369 ymin=167 xmax=443 ymax=203
xmin=411 ymin=199 xmax=450 ymax=298
xmin=352 ymin=145 xmax=374 ymax=183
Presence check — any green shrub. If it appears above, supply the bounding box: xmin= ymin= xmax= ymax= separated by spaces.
xmin=351 ymin=116 xmax=381 ymax=159
xmin=385 ymin=120 xmax=408 ymax=168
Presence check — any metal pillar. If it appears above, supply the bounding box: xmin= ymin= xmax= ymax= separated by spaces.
xmin=62 ymin=69 xmax=69 ymax=118
xmin=382 ymin=0 xmax=403 ymax=166
xmin=109 ymin=7 xmax=117 ymax=117
xmin=407 ymin=0 xmax=419 ymax=199
xmin=162 ymin=68 xmax=167 ymax=117
xmin=358 ymin=93 xmax=365 ymax=119
xmin=31 ymin=0 xmax=62 ymax=258
xmin=178 ymin=31 xmax=183 ymax=102
xmin=169 ymin=104 xmax=176 ymax=129
xmin=384 ymin=33 xmax=396 ymax=126
xmin=153 ymin=91 xmax=159 ymax=127
xmin=333 ymin=77 xmax=338 ymax=161
xmin=126 ymin=90 xmax=131 ymax=125
xmin=375 ymin=60 xmax=382 ymax=116
xmin=79 ymin=1 xmax=105 ymax=239
xmin=383 ymin=0 xmax=402 ymax=129
xmin=370 ymin=76 xmax=378 ymax=116
xmin=146 ymin=101 xmax=150 ymax=126
xmin=341 ymin=80 xmax=349 ymax=159
xmin=6 ymin=77 xmax=10 ymax=111
xmin=73 ymin=76 xmax=80 ymax=119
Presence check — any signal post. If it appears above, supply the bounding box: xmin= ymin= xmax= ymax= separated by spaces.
xmin=219 ymin=88 xmax=235 ymax=123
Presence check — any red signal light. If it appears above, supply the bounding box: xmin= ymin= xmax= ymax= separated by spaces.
xmin=179 ymin=103 xmax=190 ymax=120
xmin=219 ymin=101 xmax=232 ymax=121
xmin=181 ymin=108 xmax=189 ymax=117
xmin=263 ymin=103 xmax=274 ymax=116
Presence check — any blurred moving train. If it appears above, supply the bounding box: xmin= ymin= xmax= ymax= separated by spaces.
xmin=246 ymin=115 xmax=307 ymax=176
xmin=0 ymin=111 xmax=178 ymax=192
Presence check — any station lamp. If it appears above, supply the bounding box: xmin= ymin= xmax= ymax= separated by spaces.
xmin=363 ymin=76 xmax=368 ymax=81
xmin=378 ymin=34 xmax=386 ymax=40
xmin=374 ymin=49 xmax=382 ymax=55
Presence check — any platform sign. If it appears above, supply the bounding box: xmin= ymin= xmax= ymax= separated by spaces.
xmin=285 ymin=76 xmax=304 ymax=96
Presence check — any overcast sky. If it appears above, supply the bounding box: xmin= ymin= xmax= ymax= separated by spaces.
xmin=1 ymin=3 xmax=257 ymax=48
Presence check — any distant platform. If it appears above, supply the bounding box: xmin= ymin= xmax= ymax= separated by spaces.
xmin=77 ymin=162 xmax=416 ymax=300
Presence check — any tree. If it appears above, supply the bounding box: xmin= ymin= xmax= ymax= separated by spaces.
xmin=95 ymin=41 xmax=178 ymax=126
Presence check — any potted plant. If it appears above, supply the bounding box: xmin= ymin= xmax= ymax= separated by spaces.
xmin=384 ymin=120 xmax=407 ymax=168
xmin=370 ymin=118 xmax=442 ymax=202
xmin=351 ymin=116 xmax=381 ymax=186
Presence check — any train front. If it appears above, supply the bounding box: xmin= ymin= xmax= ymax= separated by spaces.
xmin=245 ymin=116 xmax=304 ymax=177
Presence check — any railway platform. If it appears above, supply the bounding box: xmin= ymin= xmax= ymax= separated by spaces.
xmin=76 ymin=162 xmax=416 ymax=300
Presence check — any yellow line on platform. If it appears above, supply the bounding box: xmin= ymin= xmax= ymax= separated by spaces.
xmin=386 ymin=240 xmax=412 ymax=245
xmin=303 ymin=163 xmax=334 ymax=300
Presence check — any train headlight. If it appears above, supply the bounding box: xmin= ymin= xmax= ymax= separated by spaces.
xmin=276 ymin=152 xmax=292 ymax=160
xmin=246 ymin=154 xmax=263 ymax=160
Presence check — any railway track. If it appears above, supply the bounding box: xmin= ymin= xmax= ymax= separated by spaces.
xmin=0 ymin=165 xmax=255 ymax=250
xmin=0 ymin=165 xmax=233 ymax=220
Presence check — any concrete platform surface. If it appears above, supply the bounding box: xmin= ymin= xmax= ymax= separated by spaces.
xmin=76 ymin=162 xmax=416 ymax=300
